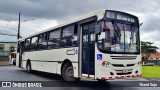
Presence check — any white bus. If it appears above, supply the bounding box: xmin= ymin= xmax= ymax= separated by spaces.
xmin=16 ymin=9 xmax=142 ymax=82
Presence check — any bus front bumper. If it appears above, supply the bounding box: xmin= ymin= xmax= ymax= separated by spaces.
xmin=96 ymin=65 xmax=142 ymax=80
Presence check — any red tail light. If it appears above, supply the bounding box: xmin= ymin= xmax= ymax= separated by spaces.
xmin=101 ymin=77 xmax=105 ymax=80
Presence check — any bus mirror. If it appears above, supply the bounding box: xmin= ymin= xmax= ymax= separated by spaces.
xmin=95 ymin=24 xmax=101 ymax=34
xmin=139 ymin=22 xmax=143 ymax=27
xmin=95 ymin=28 xmax=101 ymax=35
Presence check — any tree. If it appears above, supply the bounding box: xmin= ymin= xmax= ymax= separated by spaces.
xmin=141 ymin=41 xmax=159 ymax=63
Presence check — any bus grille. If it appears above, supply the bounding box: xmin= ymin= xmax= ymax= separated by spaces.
xmin=110 ymin=56 xmax=137 ymax=60
xmin=117 ymin=72 xmax=132 ymax=75
xmin=112 ymin=64 xmax=124 ymax=67
xmin=127 ymin=64 xmax=135 ymax=67
xmin=112 ymin=64 xmax=135 ymax=67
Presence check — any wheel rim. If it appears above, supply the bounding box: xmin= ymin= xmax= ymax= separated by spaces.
xmin=66 ymin=67 xmax=73 ymax=78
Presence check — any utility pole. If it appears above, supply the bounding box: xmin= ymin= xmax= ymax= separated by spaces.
xmin=17 ymin=12 xmax=21 ymax=68
xmin=18 ymin=12 xmax=21 ymax=39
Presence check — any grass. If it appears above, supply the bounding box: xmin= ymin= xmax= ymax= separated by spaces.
xmin=142 ymin=66 xmax=160 ymax=78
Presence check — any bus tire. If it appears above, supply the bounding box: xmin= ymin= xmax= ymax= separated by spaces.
xmin=26 ymin=62 xmax=32 ymax=73
xmin=97 ymin=79 xmax=107 ymax=82
xmin=62 ymin=62 xmax=77 ymax=82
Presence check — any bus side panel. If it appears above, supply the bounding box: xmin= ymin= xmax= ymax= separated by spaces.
xmin=94 ymin=44 xmax=112 ymax=79
xmin=23 ymin=47 xmax=79 ymax=77
xmin=56 ymin=61 xmax=79 ymax=78
xmin=23 ymin=61 xmax=27 ymax=68
xmin=56 ymin=47 xmax=79 ymax=77
xmin=23 ymin=51 xmax=37 ymax=70
xmin=72 ymin=63 xmax=79 ymax=77
xmin=56 ymin=63 xmax=61 ymax=75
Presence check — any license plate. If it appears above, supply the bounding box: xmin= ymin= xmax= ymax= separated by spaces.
xmin=122 ymin=70 xmax=131 ymax=73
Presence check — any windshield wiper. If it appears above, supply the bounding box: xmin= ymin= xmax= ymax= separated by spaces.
xmin=113 ymin=22 xmax=121 ymax=37
xmin=129 ymin=24 xmax=134 ymax=46
xmin=112 ymin=22 xmax=121 ymax=44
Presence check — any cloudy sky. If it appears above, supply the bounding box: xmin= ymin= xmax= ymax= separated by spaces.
xmin=0 ymin=0 xmax=160 ymax=51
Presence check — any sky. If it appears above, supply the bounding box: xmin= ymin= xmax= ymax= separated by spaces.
xmin=0 ymin=0 xmax=160 ymax=51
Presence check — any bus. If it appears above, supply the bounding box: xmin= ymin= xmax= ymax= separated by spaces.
xmin=16 ymin=9 xmax=142 ymax=82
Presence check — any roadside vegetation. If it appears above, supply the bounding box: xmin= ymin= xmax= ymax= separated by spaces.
xmin=142 ymin=66 xmax=160 ymax=78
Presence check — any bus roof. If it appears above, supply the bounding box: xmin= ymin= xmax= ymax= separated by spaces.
xmin=19 ymin=9 xmax=106 ymax=41
xmin=19 ymin=9 xmax=138 ymax=41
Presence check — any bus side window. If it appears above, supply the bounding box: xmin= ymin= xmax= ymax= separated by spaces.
xmin=37 ymin=33 xmax=47 ymax=50
xmin=25 ymin=38 xmax=31 ymax=51
xmin=61 ymin=25 xmax=78 ymax=47
xmin=48 ymin=29 xmax=61 ymax=49
xmin=30 ymin=36 xmax=38 ymax=51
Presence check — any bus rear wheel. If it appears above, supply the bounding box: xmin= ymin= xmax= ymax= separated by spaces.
xmin=26 ymin=62 xmax=32 ymax=73
xmin=62 ymin=62 xmax=78 ymax=82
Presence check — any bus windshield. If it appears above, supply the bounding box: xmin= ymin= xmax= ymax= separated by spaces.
xmin=97 ymin=21 xmax=140 ymax=54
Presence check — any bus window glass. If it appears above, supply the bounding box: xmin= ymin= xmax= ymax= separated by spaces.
xmin=25 ymin=38 xmax=31 ymax=51
xmin=37 ymin=33 xmax=47 ymax=50
xmin=61 ymin=25 xmax=78 ymax=47
xmin=31 ymin=36 xmax=38 ymax=50
xmin=61 ymin=35 xmax=78 ymax=47
xmin=89 ymin=23 xmax=95 ymax=42
xmin=97 ymin=21 xmax=140 ymax=53
xmin=48 ymin=29 xmax=61 ymax=49
xmin=63 ymin=25 xmax=74 ymax=37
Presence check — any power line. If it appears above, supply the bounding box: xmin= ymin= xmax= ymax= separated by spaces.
xmin=0 ymin=25 xmax=18 ymax=31
xmin=0 ymin=32 xmax=17 ymax=36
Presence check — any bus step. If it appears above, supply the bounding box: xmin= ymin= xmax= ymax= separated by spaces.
xmin=80 ymin=76 xmax=95 ymax=80
xmin=80 ymin=74 xmax=95 ymax=79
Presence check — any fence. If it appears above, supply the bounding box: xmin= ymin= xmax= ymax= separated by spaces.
xmin=0 ymin=51 xmax=10 ymax=61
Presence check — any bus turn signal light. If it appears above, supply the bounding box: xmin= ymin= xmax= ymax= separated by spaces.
xmin=101 ymin=61 xmax=109 ymax=67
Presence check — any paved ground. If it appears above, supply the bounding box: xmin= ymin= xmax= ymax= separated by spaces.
xmin=0 ymin=66 xmax=159 ymax=90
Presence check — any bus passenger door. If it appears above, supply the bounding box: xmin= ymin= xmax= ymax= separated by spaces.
xmin=81 ymin=23 xmax=95 ymax=77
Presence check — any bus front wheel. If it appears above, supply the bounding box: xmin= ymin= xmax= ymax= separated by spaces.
xmin=62 ymin=62 xmax=78 ymax=82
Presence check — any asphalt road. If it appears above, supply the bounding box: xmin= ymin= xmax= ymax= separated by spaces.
xmin=0 ymin=66 xmax=159 ymax=90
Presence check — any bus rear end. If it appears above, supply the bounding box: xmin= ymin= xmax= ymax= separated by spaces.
xmin=95 ymin=10 xmax=142 ymax=80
